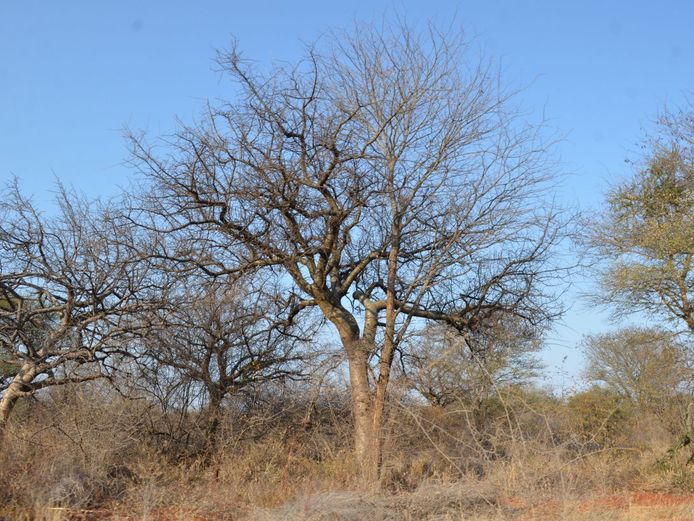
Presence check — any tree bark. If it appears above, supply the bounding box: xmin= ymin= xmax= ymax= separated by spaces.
xmin=319 ymin=299 xmax=381 ymax=486
xmin=346 ymin=347 xmax=379 ymax=486
xmin=203 ymin=390 xmax=223 ymax=457
xmin=370 ymin=225 xmax=401 ymax=482
xmin=0 ymin=387 xmax=19 ymax=437
xmin=0 ymin=363 xmax=36 ymax=439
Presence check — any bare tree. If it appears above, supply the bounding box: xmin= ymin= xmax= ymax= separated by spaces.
xmin=583 ymin=327 xmax=691 ymax=409
xmin=0 ymin=182 xmax=163 ymax=435
xmin=128 ymin=23 xmax=570 ymax=484
xmin=139 ymin=277 xmax=312 ymax=450
xmin=405 ymin=316 xmax=542 ymax=407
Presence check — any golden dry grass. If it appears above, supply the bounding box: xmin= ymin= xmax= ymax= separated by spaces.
xmin=3 ymin=385 xmax=694 ymax=521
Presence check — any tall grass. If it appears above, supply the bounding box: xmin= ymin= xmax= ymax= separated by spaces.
xmin=1 ymin=382 xmax=692 ymax=520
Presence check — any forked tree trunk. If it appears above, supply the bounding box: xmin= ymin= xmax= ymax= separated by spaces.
xmin=320 ymin=296 xmax=398 ymax=488
xmin=344 ymin=339 xmax=395 ymax=488
xmin=348 ymin=354 xmax=394 ymax=489
xmin=322 ymin=302 xmax=381 ymax=486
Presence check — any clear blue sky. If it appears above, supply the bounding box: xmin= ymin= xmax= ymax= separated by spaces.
xmin=2 ymin=1 xmax=692 ymax=388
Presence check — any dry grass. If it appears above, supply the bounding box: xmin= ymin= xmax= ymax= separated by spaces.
xmin=2 ymin=383 xmax=693 ymax=521
xmin=23 ymin=490 xmax=694 ymax=521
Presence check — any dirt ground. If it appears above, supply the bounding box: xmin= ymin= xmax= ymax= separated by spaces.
xmin=33 ymin=491 xmax=694 ymax=521
xmin=501 ymin=492 xmax=694 ymax=521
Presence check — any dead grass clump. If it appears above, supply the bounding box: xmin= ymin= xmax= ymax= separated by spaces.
xmin=0 ymin=384 xmax=150 ymax=515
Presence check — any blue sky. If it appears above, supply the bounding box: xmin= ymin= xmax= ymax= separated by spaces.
xmin=2 ymin=1 xmax=692 ymax=388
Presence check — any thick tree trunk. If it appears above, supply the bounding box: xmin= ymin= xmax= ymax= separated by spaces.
xmin=346 ymin=347 xmax=380 ymax=487
xmin=369 ymin=380 xmax=388 ymax=483
xmin=0 ymin=387 xmax=19 ymax=437
xmin=319 ymin=300 xmax=382 ymax=486
xmin=0 ymin=364 xmax=36 ymax=439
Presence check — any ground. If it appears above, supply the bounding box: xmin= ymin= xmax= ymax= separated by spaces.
xmin=30 ymin=491 xmax=694 ymax=521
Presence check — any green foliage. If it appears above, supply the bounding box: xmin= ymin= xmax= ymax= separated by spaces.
xmin=0 ymin=358 xmax=20 ymax=380
xmin=589 ymin=106 xmax=694 ymax=333
xmin=566 ymin=386 xmax=632 ymax=447
xmin=0 ymin=293 xmax=21 ymax=380
xmin=608 ymin=146 xmax=694 ymax=254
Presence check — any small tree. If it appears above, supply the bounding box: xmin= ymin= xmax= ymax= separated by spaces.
xmin=129 ymin=22 xmax=570 ymax=484
xmin=587 ymin=104 xmax=694 ymax=334
xmin=140 ymin=278 xmax=310 ymax=450
xmin=583 ymin=327 xmax=690 ymax=410
xmin=566 ymin=386 xmax=632 ymax=449
xmin=405 ymin=317 xmax=542 ymax=407
xmin=0 ymin=183 xmax=162 ymax=435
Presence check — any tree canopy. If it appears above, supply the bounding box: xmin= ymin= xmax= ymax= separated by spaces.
xmin=127 ymin=22 xmax=571 ymax=482
xmin=587 ymin=105 xmax=694 ymax=334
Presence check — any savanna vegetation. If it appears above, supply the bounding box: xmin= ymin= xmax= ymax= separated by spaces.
xmin=1 ymin=21 xmax=692 ymax=521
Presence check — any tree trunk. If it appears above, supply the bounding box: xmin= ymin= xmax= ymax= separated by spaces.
xmin=319 ymin=296 xmax=397 ymax=487
xmin=346 ymin=347 xmax=380 ymax=487
xmin=0 ymin=364 xmax=36 ymax=439
xmin=203 ymin=391 xmax=223 ymax=459
xmin=0 ymin=387 xmax=19 ymax=438
xmin=369 ymin=232 xmax=401 ymax=482
xmin=320 ymin=301 xmax=381 ymax=486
